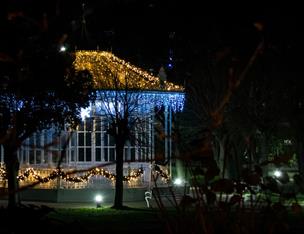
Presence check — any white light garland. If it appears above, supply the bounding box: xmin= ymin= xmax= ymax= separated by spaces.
xmin=79 ymin=90 xmax=185 ymax=122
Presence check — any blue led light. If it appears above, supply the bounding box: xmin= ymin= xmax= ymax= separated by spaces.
xmin=80 ymin=90 xmax=185 ymax=119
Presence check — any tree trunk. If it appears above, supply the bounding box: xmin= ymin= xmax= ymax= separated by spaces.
xmin=296 ymin=139 xmax=304 ymax=175
xmin=216 ymin=136 xmax=227 ymax=178
xmin=259 ymin=133 xmax=269 ymax=175
xmin=113 ymin=141 xmax=125 ymax=209
xmin=3 ymin=144 xmax=20 ymax=209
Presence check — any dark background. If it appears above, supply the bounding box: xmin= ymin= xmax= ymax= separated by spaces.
xmin=1 ymin=0 xmax=303 ymax=84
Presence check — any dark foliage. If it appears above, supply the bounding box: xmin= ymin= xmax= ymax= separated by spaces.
xmin=0 ymin=8 xmax=95 ymax=208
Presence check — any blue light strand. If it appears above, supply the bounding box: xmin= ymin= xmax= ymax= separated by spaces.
xmin=80 ymin=90 xmax=185 ymax=119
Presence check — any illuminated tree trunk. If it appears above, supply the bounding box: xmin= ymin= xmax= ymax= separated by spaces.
xmin=3 ymin=144 xmax=20 ymax=209
xmin=111 ymin=118 xmax=129 ymax=209
xmin=113 ymin=139 xmax=124 ymax=209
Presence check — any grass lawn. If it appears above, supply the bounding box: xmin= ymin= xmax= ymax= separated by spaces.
xmin=0 ymin=205 xmax=167 ymax=234
xmin=45 ymin=207 xmax=165 ymax=234
xmin=1 ymin=195 xmax=304 ymax=234
xmin=44 ymin=205 xmax=304 ymax=234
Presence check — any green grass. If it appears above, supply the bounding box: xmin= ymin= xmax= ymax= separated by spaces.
xmin=46 ymin=207 xmax=164 ymax=233
xmin=0 ymin=205 xmax=167 ymax=233
xmin=2 ymin=203 xmax=302 ymax=234
xmin=45 ymin=192 xmax=304 ymax=234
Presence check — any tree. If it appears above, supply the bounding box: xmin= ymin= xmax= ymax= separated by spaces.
xmin=177 ymin=21 xmax=265 ymax=180
xmin=97 ymin=90 xmax=146 ymax=209
xmin=181 ymin=16 xmax=304 ymax=181
xmin=0 ymin=10 xmax=94 ymax=208
xmin=94 ymin=69 xmax=157 ymax=209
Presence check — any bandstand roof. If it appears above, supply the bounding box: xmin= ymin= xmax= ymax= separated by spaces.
xmin=73 ymin=50 xmax=184 ymax=92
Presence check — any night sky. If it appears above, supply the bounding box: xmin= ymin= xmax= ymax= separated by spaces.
xmin=1 ymin=0 xmax=303 ymax=81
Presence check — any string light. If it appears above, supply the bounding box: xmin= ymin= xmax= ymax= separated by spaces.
xmin=75 ymin=50 xmax=185 ymax=120
xmin=0 ymin=167 xmax=6 ymax=179
xmin=80 ymin=90 xmax=185 ymax=120
xmin=153 ymin=166 xmax=171 ymax=183
xmin=0 ymin=165 xmax=171 ymax=184
xmin=0 ymin=166 xmax=144 ymax=184
xmin=73 ymin=50 xmax=184 ymax=92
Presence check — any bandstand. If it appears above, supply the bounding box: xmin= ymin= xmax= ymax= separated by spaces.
xmin=0 ymin=50 xmax=185 ymax=194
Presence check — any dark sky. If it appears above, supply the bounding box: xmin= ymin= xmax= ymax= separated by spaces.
xmin=2 ymin=0 xmax=303 ymax=78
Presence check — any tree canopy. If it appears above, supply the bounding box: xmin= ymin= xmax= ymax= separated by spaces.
xmin=0 ymin=9 xmax=95 ymax=208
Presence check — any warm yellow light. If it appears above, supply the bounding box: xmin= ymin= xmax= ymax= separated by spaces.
xmin=0 ymin=166 xmax=145 ymax=184
xmin=73 ymin=50 xmax=184 ymax=91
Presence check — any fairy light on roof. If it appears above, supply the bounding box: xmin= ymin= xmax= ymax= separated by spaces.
xmin=73 ymin=50 xmax=185 ymax=119
xmin=73 ymin=50 xmax=184 ymax=92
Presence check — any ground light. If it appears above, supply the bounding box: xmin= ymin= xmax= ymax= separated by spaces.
xmin=95 ymin=194 xmax=103 ymax=208
xmin=173 ymin=178 xmax=183 ymax=186
xmin=274 ymin=169 xmax=282 ymax=178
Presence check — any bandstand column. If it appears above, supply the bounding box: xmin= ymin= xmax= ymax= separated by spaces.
xmin=169 ymin=105 xmax=172 ymax=179
xmin=164 ymin=105 xmax=171 ymax=176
